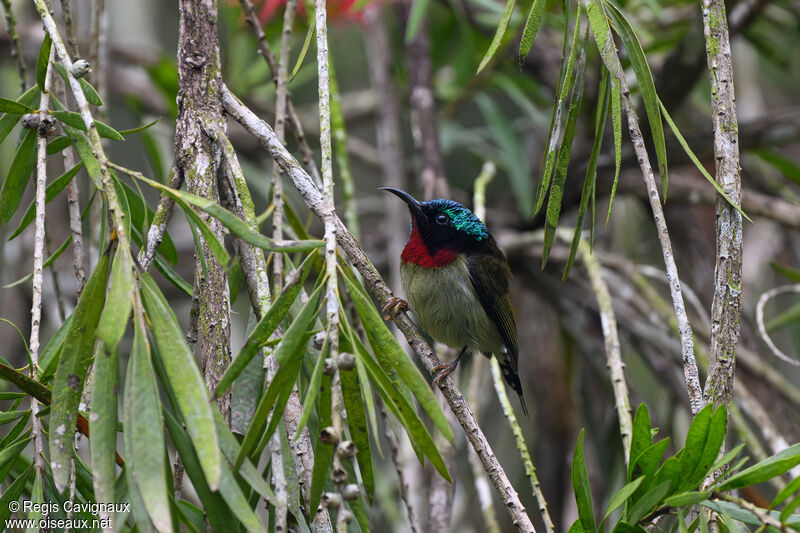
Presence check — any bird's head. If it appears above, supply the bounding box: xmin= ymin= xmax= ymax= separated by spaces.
xmin=381 ymin=187 xmax=490 ymax=260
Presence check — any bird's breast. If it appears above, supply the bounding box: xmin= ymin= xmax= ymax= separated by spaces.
xmin=400 ymin=256 xmax=503 ymax=353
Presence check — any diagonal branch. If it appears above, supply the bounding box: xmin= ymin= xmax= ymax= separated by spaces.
xmin=221 ymin=84 xmax=536 ymax=533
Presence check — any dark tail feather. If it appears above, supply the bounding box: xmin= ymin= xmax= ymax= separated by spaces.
xmin=499 ymin=360 xmax=529 ymax=418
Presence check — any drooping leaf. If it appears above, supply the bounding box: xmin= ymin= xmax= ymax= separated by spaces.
xmin=715 ymin=443 xmax=800 ymax=491
xmin=571 ymin=429 xmax=596 ymax=532
xmin=0 ymin=86 xmax=39 ymax=144
xmin=235 ymin=282 xmax=325 ymax=469
xmin=90 ymin=340 xmax=119 ymax=519
xmin=9 ymin=161 xmax=83 ymax=241
xmin=118 ymin=118 xmax=161 ymax=136
xmin=216 ymin=251 xmax=316 ymax=396
xmin=96 ymin=243 xmax=134 ymax=349
xmin=477 ymin=0 xmax=517 ymax=74
xmin=125 ymin=308 xmax=172 ymax=532
xmin=309 ymin=375 xmax=333 ymax=518
xmin=605 ymin=1 xmax=668 ymax=196
xmin=50 ymin=110 xmax=124 ymax=141
xmin=140 ymin=273 xmax=222 ymax=490
xmin=341 ymin=266 xmax=452 ymax=441
xmin=37 ymin=33 xmax=52 ymax=91
xmin=0 ymin=98 xmax=34 ymax=115
xmin=50 ymin=248 xmax=110 ymax=492
xmin=659 ymin=99 xmax=750 ymax=221
xmin=518 ymin=0 xmax=548 ymax=67
xmin=291 ymin=17 xmax=316 ymax=82
xmin=341 ymin=360 xmax=375 ymax=500
xmin=0 ymin=464 xmax=33 ymax=524
xmin=0 ymin=128 xmax=37 ymax=223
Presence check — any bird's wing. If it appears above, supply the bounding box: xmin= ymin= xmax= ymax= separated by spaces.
xmin=464 ymin=243 xmax=519 ymax=370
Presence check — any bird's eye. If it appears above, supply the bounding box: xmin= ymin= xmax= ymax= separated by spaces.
xmin=435 ymin=214 xmax=448 ymax=225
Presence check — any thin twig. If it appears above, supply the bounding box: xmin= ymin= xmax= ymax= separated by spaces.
xmin=221 ymin=84 xmax=536 ymax=532
xmin=755 ymin=284 xmax=800 ymax=367
xmin=238 ymin=0 xmax=322 ymax=187
xmin=589 ymin=8 xmax=705 ymax=414
xmin=703 ymin=0 xmax=743 ymax=408
xmin=1 ymin=0 xmax=26 ymax=92
xmin=271 ymin=0 xmax=297 ymax=291
xmin=30 ymin=45 xmax=55 ymax=476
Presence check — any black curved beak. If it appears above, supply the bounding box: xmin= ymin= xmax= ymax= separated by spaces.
xmin=380 ymin=187 xmax=426 ymax=222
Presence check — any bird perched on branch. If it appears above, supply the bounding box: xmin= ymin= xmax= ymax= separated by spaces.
xmin=381 ymin=187 xmax=527 ymax=416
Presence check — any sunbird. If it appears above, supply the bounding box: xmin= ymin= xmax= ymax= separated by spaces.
xmin=381 ymin=187 xmax=527 ymax=416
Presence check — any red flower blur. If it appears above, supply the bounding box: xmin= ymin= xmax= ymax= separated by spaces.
xmin=254 ymin=0 xmax=371 ymax=24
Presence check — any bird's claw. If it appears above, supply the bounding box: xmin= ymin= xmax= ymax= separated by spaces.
xmin=381 ymin=297 xmax=408 ymax=321
xmin=432 ymin=361 xmax=459 ymax=386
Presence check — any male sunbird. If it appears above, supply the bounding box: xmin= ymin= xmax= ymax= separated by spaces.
xmin=381 ymin=187 xmax=527 ymax=416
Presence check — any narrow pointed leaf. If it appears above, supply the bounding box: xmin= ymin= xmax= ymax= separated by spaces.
xmin=477 ymin=0 xmax=517 ymax=74
xmin=216 ymin=251 xmax=316 ymax=396
xmin=0 ymin=86 xmax=39 ymax=144
xmin=118 ymin=118 xmax=161 ymax=136
xmin=518 ymin=0 xmax=548 ymax=67
xmin=50 ymin=249 xmax=110 ymax=492
xmin=0 ymin=128 xmax=37 ymax=223
xmin=715 ymin=443 xmax=800 ymax=491
xmin=309 ymin=375 xmax=333 ymax=518
xmin=0 ymin=464 xmax=33 ymax=524
xmin=628 ymin=481 xmax=671 ymax=524
xmin=605 ymin=1 xmax=668 ymax=196
xmin=659 ymin=100 xmax=750 ymax=221
xmin=341 ymin=268 xmax=452 ymax=441
xmin=603 ymin=477 xmax=645 ymax=523
xmin=8 ymin=161 xmax=84 ymax=241
xmin=405 ymin=0 xmax=432 ymax=42
xmin=37 ymin=33 xmax=52 ymax=91
xmin=140 ymin=273 xmax=222 ymax=490
xmin=96 ymin=243 xmax=134 ymax=349
xmin=125 ymin=311 xmax=172 ymax=533
xmin=341 ymin=362 xmax=375 ymax=499
xmin=90 ymin=341 xmax=119 ymax=518
xmin=0 ymin=98 xmax=34 ymax=115
xmin=572 ymin=430 xmax=596 ymax=532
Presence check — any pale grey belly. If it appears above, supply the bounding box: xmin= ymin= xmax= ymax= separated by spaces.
xmin=400 ymin=258 xmax=503 ymax=354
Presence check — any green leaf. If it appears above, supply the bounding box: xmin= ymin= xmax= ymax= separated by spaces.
xmin=0 ymin=434 xmax=32 ymax=473
xmin=133 ymin=173 xmax=323 ymax=255
xmin=37 ymin=33 xmax=52 ymax=91
xmin=163 ymin=411 xmax=233 ymax=533
xmin=565 ymin=66 xmax=609 ymax=279
xmin=89 ymin=341 xmax=119 ymax=517
xmin=753 ymin=148 xmax=800 ymax=186
xmin=770 ymin=473 xmax=800 ymax=509
xmin=572 ymin=430 xmax=596 ymax=532
xmin=678 ymin=405 xmax=727 ymax=492
xmin=8 ymin=160 xmax=83 ymax=241
xmin=628 ymin=404 xmax=653 ymax=481
xmin=477 ymin=0 xmax=517 ymax=74
xmin=79 ymin=78 xmax=103 ymax=107
xmin=118 ymin=117 xmax=161 ymax=136
xmin=606 ymin=77 xmax=622 ymax=225
xmin=140 ymin=272 xmax=222 ymax=490
xmin=405 ymin=0 xmax=432 ymax=42
xmin=341 ymin=361 xmax=375 ymax=500
xmin=534 ymin=0 xmax=582 ymax=216
xmin=62 ymin=124 xmax=102 ymax=187
xmin=235 ymin=282 xmax=326 ymax=469
xmin=605 ymin=1 xmax=668 ymax=197
xmin=125 ymin=309 xmax=172 ymax=532
xmin=0 ymin=98 xmax=34 ymax=115
xmin=0 ymin=464 xmax=33 ymax=524
xmin=715 ymin=443 xmax=800 ymax=491
xmin=294 ymin=332 xmax=329 ymax=440
xmin=115 ymin=177 xmax=179 ymax=265
xmin=518 ymin=0 xmax=548 ymax=67
xmin=543 ymin=25 xmax=587 ymax=265
xmin=0 ymin=128 xmax=37 ymax=223
xmin=216 ymin=252 xmax=316 ymax=396
xmin=659 ymin=100 xmax=750 ymax=221
xmin=770 ymin=262 xmax=800 ymax=283
xmin=340 ymin=317 xmax=450 ymax=481
xmin=50 ymin=110 xmax=124 ymax=141
xmin=341 ymin=267 xmax=452 ymax=441
xmin=0 ymin=86 xmax=39 ymax=144
xmin=50 ymin=249 xmax=110 ymax=492
xmin=627 ymin=481 xmax=671 ymax=524
xmin=291 ymin=18 xmax=316 ymax=82
xmin=603 ymin=477 xmax=645 ymax=522
xmin=662 ymin=491 xmax=710 ymax=508
xmin=309 ymin=375 xmax=333 ymax=518
xmin=96 ymin=243 xmax=134 ymax=349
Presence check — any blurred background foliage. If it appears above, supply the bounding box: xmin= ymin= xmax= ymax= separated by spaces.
xmin=1 ymin=0 xmax=800 ymax=531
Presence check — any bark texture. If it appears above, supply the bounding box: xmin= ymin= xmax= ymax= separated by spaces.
xmin=702 ymin=0 xmax=743 ymax=407
xmin=176 ymin=0 xmax=231 ymax=420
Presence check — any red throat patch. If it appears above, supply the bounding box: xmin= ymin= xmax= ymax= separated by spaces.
xmin=401 ymin=223 xmax=458 ymax=268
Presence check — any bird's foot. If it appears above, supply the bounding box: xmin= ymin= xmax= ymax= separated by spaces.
xmin=432 ymin=360 xmax=460 ymax=386
xmin=381 ymin=297 xmax=408 ymax=321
